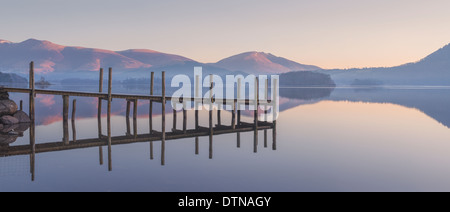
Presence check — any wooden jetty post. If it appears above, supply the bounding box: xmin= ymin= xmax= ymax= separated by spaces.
xmin=149 ymin=72 xmax=154 ymax=134
xmin=232 ymin=101 xmax=236 ymax=130
xmin=29 ymin=62 xmax=36 ymax=181
xmin=264 ymin=78 xmax=268 ymax=148
xmin=29 ymin=70 xmax=36 ymax=181
xmin=149 ymin=72 xmax=154 ymax=160
xmin=98 ymin=68 xmax=104 ymax=165
xmin=98 ymin=68 xmax=104 ymax=137
xmin=237 ymin=78 xmax=241 ymax=126
xmin=194 ymin=74 xmax=200 ymax=152
xmin=72 ymin=99 xmax=76 ymax=121
xmin=161 ymin=71 xmax=166 ymax=166
xmin=272 ymin=78 xmax=278 ymax=151
xmin=236 ymin=78 xmax=241 ymax=148
xmin=62 ymin=95 xmax=70 ymax=145
xmin=29 ymin=62 xmax=35 ymax=123
xmin=195 ymin=75 xmax=200 ymax=130
xmin=254 ymin=77 xmax=259 ymax=128
xmin=194 ymin=69 xmax=200 ymax=152
xmin=254 ymin=77 xmax=259 ymax=153
xmin=209 ymin=74 xmax=213 ymax=159
xmin=20 ymin=100 xmax=23 ymax=111
xmin=107 ymin=67 xmax=112 ymax=171
xmin=72 ymin=99 xmax=77 ymax=142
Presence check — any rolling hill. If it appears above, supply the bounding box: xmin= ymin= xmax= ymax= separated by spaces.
xmin=321 ymin=43 xmax=450 ymax=85
xmin=213 ymin=51 xmax=321 ymax=74
xmin=0 ymin=39 xmax=320 ymax=80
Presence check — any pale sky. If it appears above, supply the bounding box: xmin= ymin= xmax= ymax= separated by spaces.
xmin=1 ymin=0 xmax=450 ymax=69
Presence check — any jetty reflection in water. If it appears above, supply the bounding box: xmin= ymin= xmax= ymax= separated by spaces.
xmin=0 ymin=105 xmax=276 ymax=182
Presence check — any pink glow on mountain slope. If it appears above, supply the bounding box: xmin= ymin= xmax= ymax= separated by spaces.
xmin=35 ymin=60 xmax=56 ymax=74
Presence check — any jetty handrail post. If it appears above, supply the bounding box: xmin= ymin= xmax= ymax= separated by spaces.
xmin=98 ymin=68 xmax=104 ymax=165
xmin=237 ymin=78 xmax=241 ymax=126
xmin=264 ymin=78 xmax=269 ymax=148
xmin=161 ymin=71 xmax=166 ymax=166
xmin=272 ymin=78 xmax=278 ymax=151
xmin=254 ymin=77 xmax=259 ymax=129
xmin=29 ymin=61 xmax=35 ymax=123
xmin=231 ymin=101 xmax=236 ymax=130
xmin=107 ymin=67 xmax=113 ymax=171
xmin=28 ymin=61 xmax=36 ymax=181
xmin=98 ymin=68 xmax=103 ymax=138
xmin=72 ymin=99 xmax=77 ymax=120
xmin=29 ymin=62 xmax=36 ymax=180
xmin=108 ymin=68 xmax=112 ymax=102
xmin=195 ymin=75 xmax=200 ymax=130
xmin=265 ymin=78 xmax=269 ymax=122
xmin=149 ymin=71 xmax=154 ymax=160
xmin=149 ymin=72 xmax=154 ymax=134
xmin=99 ymin=68 xmax=104 ymax=93
xmin=209 ymin=74 xmax=213 ymax=159
xmin=194 ymin=74 xmax=199 ymax=155
xmin=254 ymin=77 xmax=259 ymax=153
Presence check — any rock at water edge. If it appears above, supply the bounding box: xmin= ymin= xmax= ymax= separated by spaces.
xmin=13 ymin=111 xmax=31 ymax=123
xmin=0 ymin=115 xmax=19 ymax=125
xmin=0 ymin=99 xmax=18 ymax=116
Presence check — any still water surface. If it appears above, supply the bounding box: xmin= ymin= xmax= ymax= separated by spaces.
xmin=1 ymin=85 xmax=450 ymax=191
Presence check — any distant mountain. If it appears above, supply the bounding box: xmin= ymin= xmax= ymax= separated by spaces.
xmin=0 ymin=39 xmax=201 ymax=78
xmin=0 ymin=39 xmax=12 ymax=44
xmin=212 ymin=51 xmax=321 ymax=74
xmin=322 ymin=43 xmax=450 ymax=85
xmin=0 ymin=72 xmax=27 ymax=84
xmin=399 ymin=43 xmax=450 ymax=74
xmin=0 ymin=39 xmax=152 ymax=75
xmin=0 ymin=39 xmax=323 ymax=81
xmin=117 ymin=49 xmax=194 ymax=67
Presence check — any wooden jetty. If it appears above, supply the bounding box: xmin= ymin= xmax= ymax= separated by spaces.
xmin=0 ymin=61 xmax=278 ymax=180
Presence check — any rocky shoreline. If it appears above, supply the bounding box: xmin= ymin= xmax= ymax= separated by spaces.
xmin=0 ymin=87 xmax=31 ymax=146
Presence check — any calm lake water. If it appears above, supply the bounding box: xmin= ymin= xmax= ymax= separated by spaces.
xmin=1 ymin=84 xmax=450 ymax=192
